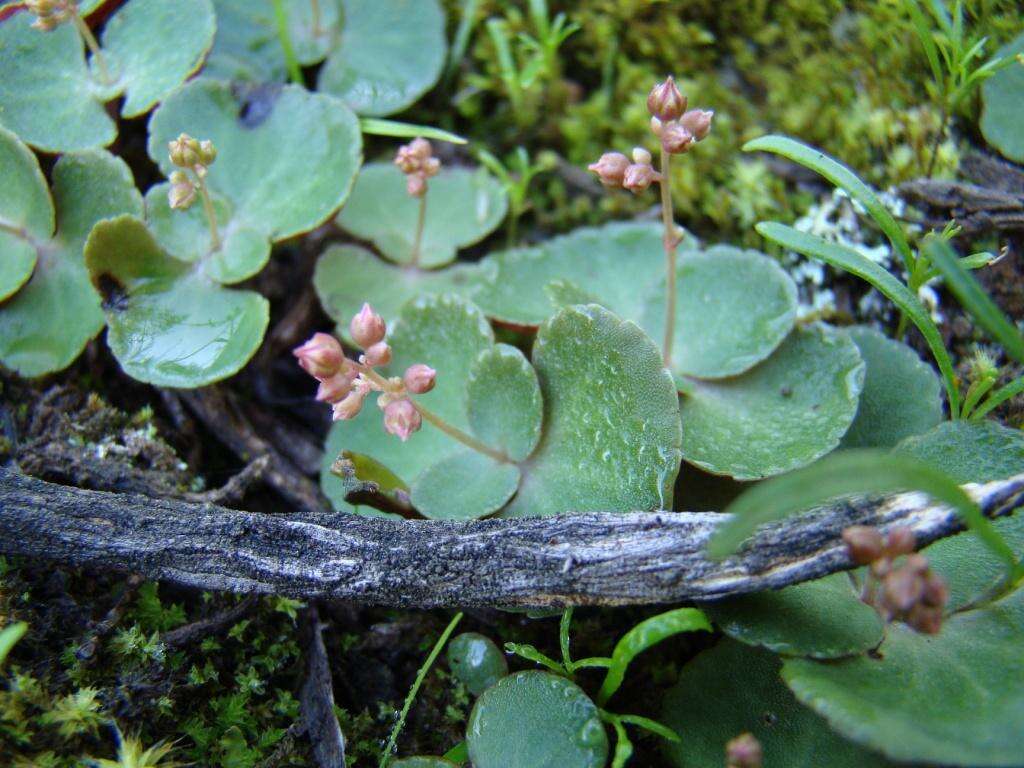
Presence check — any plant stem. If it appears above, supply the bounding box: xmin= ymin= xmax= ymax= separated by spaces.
xmin=925 ymin=105 xmax=949 ymax=178
xmin=0 ymin=220 xmax=29 ymax=241
xmin=659 ymin=150 xmax=678 ymax=368
xmin=410 ymin=192 xmax=428 ymax=268
xmin=310 ymin=0 xmax=322 ymax=34
xmin=271 ymin=0 xmax=304 ymax=85
xmin=413 ymin=402 xmax=511 ymax=463
xmin=194 ymin=175 xmax=222 ymax=252
xmin=69 ymin=5 xmax=110 ymax=85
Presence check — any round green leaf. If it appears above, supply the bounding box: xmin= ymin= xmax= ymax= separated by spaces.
xmin=472 ymin=221 xmax=691 ymax=327
xmin=501 ymin=304 xmax=682 ymax=517
xmin=313 ymin=244 xmax=482 ymax=342
xmin=467 ymin=345 xmax=543 ymax=462
xmin=894 ymin=420 xmax=1024 ymax=484
xmin=317 ymin=0 xmax=447 ymax=116
xmin=661 ymin=640 xmax=892 ymax=768
xmin=680 ymin=324 xmax=865 ymax=480
xmin=980 ymin=33 xmax=1024 ymax=163
xmin=85 ymin=216 xmax=269 ymax=387
xmin=706 ymin=574 xmax=884 ymax=659
xmin=100 ymin=0 xmax=215 ymax=118
xmin=392 ymin=759 xmax=458 ymax=768
xmin=336 ymin=164 xmax=507 ymax=268
xmin=204 ymin=0 xmax=342 ymax=82
xmin=410 ymin=451 xmax=520 ymax=520
xmin=321 ymin=295 xmax=495 ymax=512
xmin=147 ymin=78 xmax=362 ymax=244
xmin=144 ymin=185 xmax=270 ymax=285
xmin=0 ymin=126 xmax=52 ymax=300
xmin=467 ymin=671 xmax=608 ymax=768
xmin=641 ymin=246 xmax=798 ymax=380
xmin=0 ymin=12 xmax=115 ymax=151
xmin=840 ymin=326 xmax=943 ymax=448
xmin=447 ymin=632 xmax=508 ymax=696
xmin=782 ymin=587 xmax=1024 ymax=766
xmin=0 ymin=151 xmax=142 ymax=377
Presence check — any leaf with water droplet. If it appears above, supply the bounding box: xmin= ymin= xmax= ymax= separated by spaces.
xmin=662 ymin=639 xmax=892 ymax=768
xmin=85 ymin=216 xmax=268 ymax=387
xmin=0 ymin=146 xmax=142 ymax=377
xmin=467 ymin=671 xmax=608 ymax=768
xmin=447 ymin=632 xmax=508 ymax=696
xmin=0 ymin=127 xmax=50 ymax=301
xmin=980 ymin=32 xmax=1024 ymax=163
xmin=467 ymin=345 xmax=543 ymax=462
xmin=336 ymin=164 xmax=507 ymax=268
xmin=317 ymin=0 xmax=447 ymax=116
xmin=840 ymin=326 xmax=942 ymax=448
xmin=706 ymin=574 xmax=884 ymax=659
xmin=680 ymin=324 xmax=864 ymax=480
xmin=893 ymin=420 xmax=1024 ymax=484
xmin=411 ymin=451 xmax=520 ymax=520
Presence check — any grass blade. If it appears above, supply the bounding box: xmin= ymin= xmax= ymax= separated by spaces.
xmin=744 ymin=135 xmax=916 ymax=273
xmin=707 ymin=450 xmax=1018 ymax=576
xmin=756 ymin=221 xmax=960 ymax=414
xmin=0 ymin=622 xmax=27 ymax=668
xmin=923 ymin=237 xmax=1024 ymax=364
xmin=972 ymin=375 xmax=1024 ymax=421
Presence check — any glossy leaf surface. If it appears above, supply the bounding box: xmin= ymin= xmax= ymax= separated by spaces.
xmin=980 ymin=33 xmax=1024 ymax=163
xmin=894 ymin=420 xmax=1024 ymax=484
xmin=466 ymin=345 xmax=543 ymax=462
xmin=0 ymin=127 xmax=51 ymax=300
xmin=410 ymin=451 xmax=520 ymax=520
xmin=446 ymin=632 xmax=508 ymax=696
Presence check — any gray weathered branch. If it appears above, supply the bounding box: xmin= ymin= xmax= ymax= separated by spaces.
xmin=1 ymin=468 xmax=1021 ymax=609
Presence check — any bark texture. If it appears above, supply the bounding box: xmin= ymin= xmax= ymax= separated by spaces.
xmin=1 ymin=468 xmax=1022 ymax=609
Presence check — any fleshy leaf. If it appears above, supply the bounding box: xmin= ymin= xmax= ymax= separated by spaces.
xmin=0 ymin=12 xmax=114 ymax=151
xmin=894 ymin=420 xmax=1024 ymax=484
xmin=447 ymin=632 xmax=509 ymax=697
xmin=467 ymin=671 xmax=608 ymax=768
xmin=99 ymin=0 xmax=216 ymax=118
xmin=471 ymin=222 xmax=693 ymax=328
xmin=500 ymin=304 xmax=682 ymax=517
xmin=313 ymin=244 xmax=482 ymax=342
xmin=410 ymin=451 xmax=520 ymax=520
xmin=392 ymin=759 xmax=458 ymax=768
xmin=680 ymin=324 xmax=864 ymax=479
xmin=782 ymin=580 xmax=1024 ymax=765
xmin=466 ymin=345 xmax=543 ymax=462
xmin=336 ymin=164 xmax=507 ymax=268
xmin=661 ymin=640 xmax=892 ymax=768
xmin=840 ymin=326 xmax=943 ymax=448
xmin=706 ymin=574 xmax=884 ymax=659
xmin=204 ymin=0 xmax=342 ymax=83
xmin=321 ymin=295 xmax=495 ymax=512
xmin=147 ymin=78 xmax=362 ymax=264
xmin=641 ymin=246 xmax=798 ymax=380
xmin=85 ymin=216 xmax=269 ymax=387
xmin=317 ymin=0 xmax=447 ymax=116
xmin=0 ymin=0 xmax=214 ymax=152
xmin=0 ymin=151 xmax=142 ymax=377
xmin=0 ymin=127 xmax=51 ymax=300
xmin=980 ymin=33 xmax=1024 ymax=163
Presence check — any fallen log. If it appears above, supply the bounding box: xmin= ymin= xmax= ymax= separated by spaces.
xmin=1 ymin=468 xmax=1021 ymax=609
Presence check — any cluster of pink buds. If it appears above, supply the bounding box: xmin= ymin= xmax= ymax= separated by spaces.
xmin=725 ymin=733 xmax=762 ymax=768
xmin=394 ymin=138 xmax=441 ymax=198
xmin=588 ymin=76 xmax=713 ymax=194
xmin=843 ymin=525 xmax=949 ymax=635
xmin=293 ymin=304 xmax=436 ymax=441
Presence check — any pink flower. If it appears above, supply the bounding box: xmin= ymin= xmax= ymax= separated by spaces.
xmin=679 ymin=109 xmax=714 ymax=141
xmin=383 ymin=398 xmax=422 ymax=441
xmin=587 ymin=152 xmax=629 ymax=188
xmin=403 ymin=363 xmax=436 ymax=394
xmin=316 ymin=371 xmax=354 ymax=404
xmin=332 ymin=380 xmax=371 ymax=421
xmin=622 ymin=163 xmax=661 ymax=193
xmin=363 ymin=341 xmax=392 ymax=367
xmin=349 ymin=303 xmax=386 ymax=349
xmin=406 ymin=173 xmax=427 ymax=197
xmin=293 ymin=332 xmax=343 ymax=379
xmin=646 ymin=76 xmax=687 ymax=122
xmin=660 ymin=123 xmax=694 ymax=154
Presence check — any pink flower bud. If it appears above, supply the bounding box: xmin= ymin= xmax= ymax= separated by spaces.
xmin=332 ymin=380 xmax=370 ymax=421
xmin=631 ymin=146 xmax=653 ymax=165
xmin=622 ymin=163 xmax=661 ymax=193
xmin=403 ymin=364 xmax=436 ymax=394
xmin=587 ymin=152 xmax=630 ymax=188
xmin=650 ymin=116 xmax=663 ymax=137
xmin=679 ymin=109 xmax=714 ymax=141
xmin=316 ymin=372 xmax=354 ymax=404
xmin=422 ymin=156 xmax=441 ymax=178
xmin=363 ymin=341 xmax=392 ymax=367
xmin=293 ymin=332 xmax=344 ymax=379
xmin=646 ymin=76 xmax=687 ymax=122
xmin=350 ymin=303 xmax=386 ymax=349
xmin=660 ymin=123 xmax=694 ymax=154
xmin=406 ymin=173 xmax=427 ymax=197
xmin=394 ymin=137 xmax=434 ymax=174
xmin=383 ymin=398 xmax=422 ymax=441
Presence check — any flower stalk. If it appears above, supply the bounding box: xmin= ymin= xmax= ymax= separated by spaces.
xmin=394 ymin=137 xmax=441 ymax=269
xmin=166 ymin=134 xmax=222 ymax=251
xmin=27 ymin=1 xmax=112 ymax=84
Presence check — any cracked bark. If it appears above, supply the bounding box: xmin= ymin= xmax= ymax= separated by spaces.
xmin=1 ymin=468 xmax=1022 ymax=609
